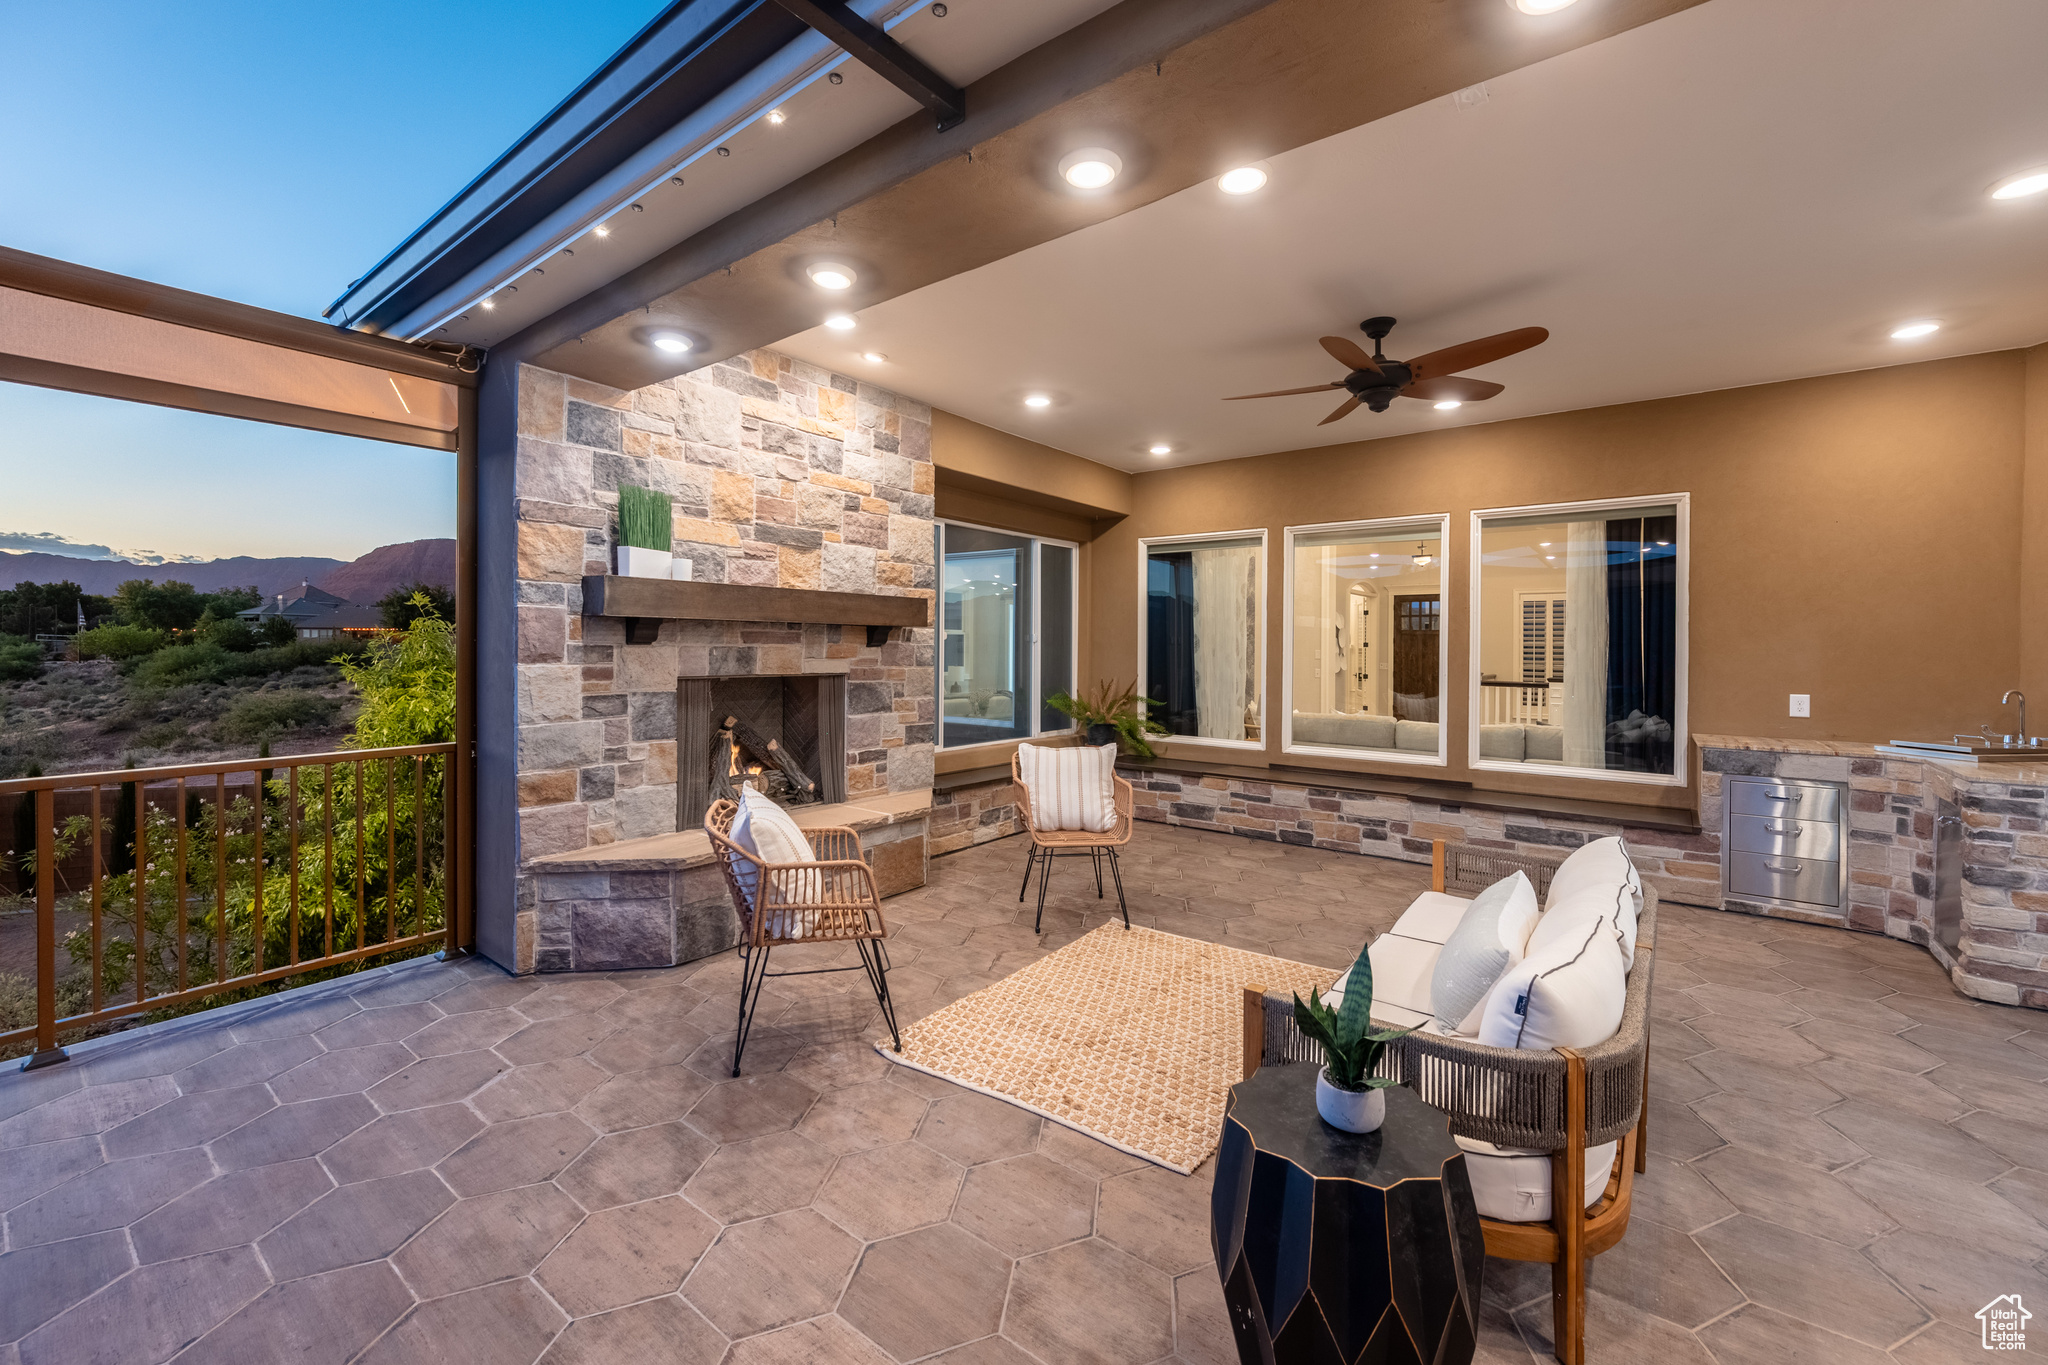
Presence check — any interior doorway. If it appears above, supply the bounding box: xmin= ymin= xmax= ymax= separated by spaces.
xmin=1393 ymin=593 xmax=1440 ymax=720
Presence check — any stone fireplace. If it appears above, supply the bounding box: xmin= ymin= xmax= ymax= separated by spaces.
xmin=507 ymin=349 xmax=936 ymax=973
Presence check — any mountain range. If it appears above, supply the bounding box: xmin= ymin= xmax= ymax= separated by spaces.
xmin=0 ymin=539 xmax=456 ymax=605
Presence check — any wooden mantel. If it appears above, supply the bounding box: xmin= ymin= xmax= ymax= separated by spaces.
xmin=582 ymin=575 xmax=929 ymax=644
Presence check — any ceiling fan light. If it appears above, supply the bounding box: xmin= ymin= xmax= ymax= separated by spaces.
xmin=1434 ymin=400 xmax=1462 ymax=411
xmin=1058 ymin=148 xmax=1122 ymax=189
xmin=1991 ymin=168 xmax=2048 ymax=200
xmin=1508 ymin=0 xmax=1579 ymax=12
xmin=1890 ymin=320 xmax=1940 ymax=340
xmin=807 ymin=261 xmax=857 ymax=290
xmin=1217 ymin=165 xmax=1268 ymax=195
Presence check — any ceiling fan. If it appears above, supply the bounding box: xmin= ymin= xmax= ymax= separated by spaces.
xmin=1225 ymin=316 xmax=1549 ymax=425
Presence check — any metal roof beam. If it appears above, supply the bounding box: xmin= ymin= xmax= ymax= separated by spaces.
xmin=770 ymin=0 xmax=964 ymax=130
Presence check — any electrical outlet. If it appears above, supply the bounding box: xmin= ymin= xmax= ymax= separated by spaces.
xmin=1789 ymin=694 xmax=1811 ymax=718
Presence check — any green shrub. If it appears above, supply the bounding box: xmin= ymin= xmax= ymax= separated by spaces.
xmin=340 ymin=593 xmax=455 ymax=746
xmin=377 ymin=582 xmax=455 ymax=630
xmin=76 ymin=623 xmax=167 ymax=661
xmin=129 ymin=641 xmax=232 ymax=689
xmin=218 ymin=691 xmax=339 ymax=743
xmin=0 ymin=634 xmax=42 ymax=683
xmin=198 ymin=616 xmax=260 ymax=653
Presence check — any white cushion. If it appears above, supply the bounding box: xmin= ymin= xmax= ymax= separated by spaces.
xmin=1477 ymin=907 xmax=1628 ymax=1052
xmin=1292 ymin=711 xmax=1397 ymax=750
xmin=1363 ymin=933 xmax=1442 ymax=1019
xmin=1456 ymin=1137 xmax=1617 ymax=1223
xmin=732 ymin=786 xmax=819 ymax=936
xmin=1394 ymin=719 xmax=1440 ymax=753
xmin=1018 ymin=741 xmax=1118 ymax=833
xmin=1429 ymin=871 xmax=1540 ymax=1037
xmin=1524 ymin=726 xmax=1566 ymax=763
xmin=1543 ymin=836 xmax=1643 ymax=964
xmin=1478 ymin=725 xmax=1527 ymax=761
xmin=1389 ymin=891 xmax=1473 ymax=946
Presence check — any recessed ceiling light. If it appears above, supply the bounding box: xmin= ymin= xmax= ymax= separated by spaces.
xmin=1656 ymin=539 xmax=1671 ymax=546
xmin=1538 ymin=541 xmax=1551 ymax=547
xmin=480 ymin=298 xmax=496 ymax=311
xmin=650 ymin=332 xmax=691 ymax=354
xmin=1149 ymin=444 xmax=1172 ymax=455
xmin=1991 ymin=168 xmax=2048 ymax=200
xmin=1434 ymin=400 xmax=1462 ymax=411
xmin=1545 ymin=554 xmax=1556 ymax=560
xmin=766 ymin=108 xmax=786 ymax=125
xmin=1508 ymin=0 xmax=1579 ymax=11
xmin=593 ymin=223 xmax=611 ymax=238
xmin=861 ymin=351 xmax=886 ymax=363
xmin=807 ymin=261 xmax=856 ymax=290
xmin=1023 ymin=394 xmax=1052 ymax=408
xmin=1217 ymin=165 xmax=1268 ymax=195
xmin=1058 ymin=148 xmax=1122 ymax=190
xmin=1890 ymin=320 xmax=1940 ymax=340
xmin=823 ymin=314 xmax=856 ymax=330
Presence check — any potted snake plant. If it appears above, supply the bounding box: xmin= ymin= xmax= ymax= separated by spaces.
xmin=1292 ymin=940 xmax=1412 ymax=1133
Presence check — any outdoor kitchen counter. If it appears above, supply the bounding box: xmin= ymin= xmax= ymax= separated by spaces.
xmin=1697 ymin=735 xmax=2048 ymax=1010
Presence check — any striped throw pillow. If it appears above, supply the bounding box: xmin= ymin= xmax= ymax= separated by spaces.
xmin=1018 ymin=741 xmax=1118 ymax=833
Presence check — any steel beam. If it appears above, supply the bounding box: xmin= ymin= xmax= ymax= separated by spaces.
xmin=771 ymin=0 xmax=965 ymax=130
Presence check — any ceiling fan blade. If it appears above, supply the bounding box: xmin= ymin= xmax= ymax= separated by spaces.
xmin=1223 ymin=383 xmax=1345 ymax=401
xmin=1405 ymin=327 xmax=1549 ymax=380
xmin=1317 ymin=395 xmax=1363 ymax=426
xmin=1400 ymin=375 xmax=1506 ymax=402
xmin=1319 ymin=336 xmax=1382 ymax=374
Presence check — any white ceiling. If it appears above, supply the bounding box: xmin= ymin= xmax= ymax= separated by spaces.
xmin=774 ymin=0 xmax=2048 ymax=472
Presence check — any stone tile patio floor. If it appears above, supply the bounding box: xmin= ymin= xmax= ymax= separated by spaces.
xmin=1 ymin=822 xmax=2044 ymax=1363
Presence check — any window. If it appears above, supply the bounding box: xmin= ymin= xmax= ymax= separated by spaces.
xmin=1142 ymin=532 xmax=1265 ymax=747
xmin=937 ymin=522 xmax=1076 ymax=750
xmin=1284 ymin=519 xmax=1447 ymax=762
xmin=1472 ymin=497 xmax=1687 ymax=782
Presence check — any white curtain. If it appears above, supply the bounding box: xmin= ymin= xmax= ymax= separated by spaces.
xmin=1563 ymin=520 xmax=1609 ymax=768
xmin=1192 ymin=545 xmax=1256 ymax=740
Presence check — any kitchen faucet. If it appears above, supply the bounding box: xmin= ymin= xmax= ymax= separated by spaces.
xmin=2003 ymin=689 xmax=2027 ymax=744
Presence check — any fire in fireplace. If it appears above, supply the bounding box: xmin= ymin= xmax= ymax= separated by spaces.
xmin=710 ymin=713 xmax=820 ymax=809
xmin=678 ymin=674 xmax=847 ymax=827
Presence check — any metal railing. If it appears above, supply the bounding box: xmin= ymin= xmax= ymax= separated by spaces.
xmin=0 ymin=743 xmax=462 ymax=1068
xmin=1480 ymin=679 xmax=1554 ymax=727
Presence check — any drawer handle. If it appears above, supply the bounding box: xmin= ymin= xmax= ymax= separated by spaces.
xmin=1764 ymin=822 xmax=1802 ymax=835
xmin=1761 ymin=792 xmax=1795 ymax=801
xmin=1765 ymin=859 xmax=1802 ymax=873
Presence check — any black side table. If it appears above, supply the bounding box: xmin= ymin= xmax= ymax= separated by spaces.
xmin=1211 ymin=1063 xmax=1484 ymax=1365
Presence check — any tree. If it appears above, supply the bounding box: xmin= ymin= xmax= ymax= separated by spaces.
xmin=376 ymin=582 xmax=455 ymax=631
xmin=0 ymin=634 xmax=43 ymax=683
xmin=340 ymin=593 xmax=455 ymax=746
xmin=0 ymin=581 xmax=112 ymax=636
xmin=112 ymin=581 xmax=258 ymax=633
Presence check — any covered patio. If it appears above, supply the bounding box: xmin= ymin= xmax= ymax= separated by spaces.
xmin=0 ymin=822 xmax=2038 ymax=1364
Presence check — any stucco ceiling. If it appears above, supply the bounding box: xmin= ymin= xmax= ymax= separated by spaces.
xmin=772 ymin=0 xmax=2048 ymax=471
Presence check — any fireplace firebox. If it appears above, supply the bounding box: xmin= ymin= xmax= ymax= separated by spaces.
xmin=677 ymin=675 xmax=847 ymax=828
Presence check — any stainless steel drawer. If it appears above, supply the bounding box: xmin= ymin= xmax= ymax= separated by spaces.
xmin=1728 ymin=812 xmax=1843 ymax=862
xmin=1727 ymin=851 xmax=1841 ymax=908
xmin=1727 ymin=779 xmax=1841 ymax=822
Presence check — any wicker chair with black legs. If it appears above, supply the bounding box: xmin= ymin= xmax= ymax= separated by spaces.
xmin=1013 ymin=747 xmax=1135 ymax=933
xmin=705 ymin=798 xmax=901 ymax=1077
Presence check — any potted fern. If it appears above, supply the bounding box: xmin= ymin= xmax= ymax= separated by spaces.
xmin=1292 ymin=940 xmax=1412 ymax=1133
xmin=615 ymin=484 xmax=675 ymax=579
xmin=1045 ymin=679 xmax=1169 ymax=757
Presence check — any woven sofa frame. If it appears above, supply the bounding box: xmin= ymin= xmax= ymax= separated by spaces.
xmin=1241 ymin=839 xmax=1656 ymax=1365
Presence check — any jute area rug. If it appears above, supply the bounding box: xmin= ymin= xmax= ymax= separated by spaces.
xmin=878 ymin=923 xmax=1335 ymax=1174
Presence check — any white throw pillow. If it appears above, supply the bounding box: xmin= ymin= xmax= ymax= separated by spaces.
xmin=1524 ymin=884 xmax=1631 ymax=969
xmin=1018 ymin=741 xmax=1118 ymax=833
xmin=732 ymin=787 xmax=819 ymax=936
xmin=1544 ymin=836 xmax=1643 ymax=962
xmin=1428 ymin=871 xmax=1540 ymax=1037
xmin=1477 ymin=906 xmax=1628 ymax=1053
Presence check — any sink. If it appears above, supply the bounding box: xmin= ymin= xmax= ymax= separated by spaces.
xmin=1883 ymin=737 xmax=2048 ymax=762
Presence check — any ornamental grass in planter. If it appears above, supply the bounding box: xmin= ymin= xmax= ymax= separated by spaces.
xmin=615 ymin=484 xmax=674 ymax=578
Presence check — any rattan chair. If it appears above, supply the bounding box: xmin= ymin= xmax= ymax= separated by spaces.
xmin=704 ymin=799 xmax=901 ymax=1076
xmin=1012 ymin=749 xmax=1136 ymax=933
xmin=1242 ymin=840 xmax=1656 ymax=1365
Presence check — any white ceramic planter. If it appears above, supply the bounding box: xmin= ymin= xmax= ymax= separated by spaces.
xmin=1316 ymin=1070 xmax=1386 ymax=1134
xmin=616 ymin=546 xmax=673 ymax=579
xmin=671 ymin=557 xmax=694 ymax=581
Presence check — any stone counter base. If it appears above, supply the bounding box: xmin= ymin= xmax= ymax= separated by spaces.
xmin=519 ymin=794 xmax=930 ymax=972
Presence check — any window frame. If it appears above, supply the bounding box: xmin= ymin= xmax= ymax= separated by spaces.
xmin=1466 ymin=493 xmax=1691 ymax=788
xmin=1280 ymin=514 xmax=1452 ymax=767
xmin=1137 ymin=527 xmax=1270 ymax=754
xmin=934 ymin=517 xmax=1081 ymax=756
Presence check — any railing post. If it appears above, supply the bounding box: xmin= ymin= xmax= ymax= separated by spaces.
xmin=26 ymin=787 xmax=68 ymax=1070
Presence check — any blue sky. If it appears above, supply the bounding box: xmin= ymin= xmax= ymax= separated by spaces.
xmin=0 ymin=0 xmax=663 ymax=563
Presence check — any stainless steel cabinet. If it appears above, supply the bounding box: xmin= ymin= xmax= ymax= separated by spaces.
xmin=1723 ymin=776 xmax=1848 ymax=911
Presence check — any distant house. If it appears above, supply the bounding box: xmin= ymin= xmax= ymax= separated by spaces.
xmin=237 ymin=582 xmax=384 ymax=641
